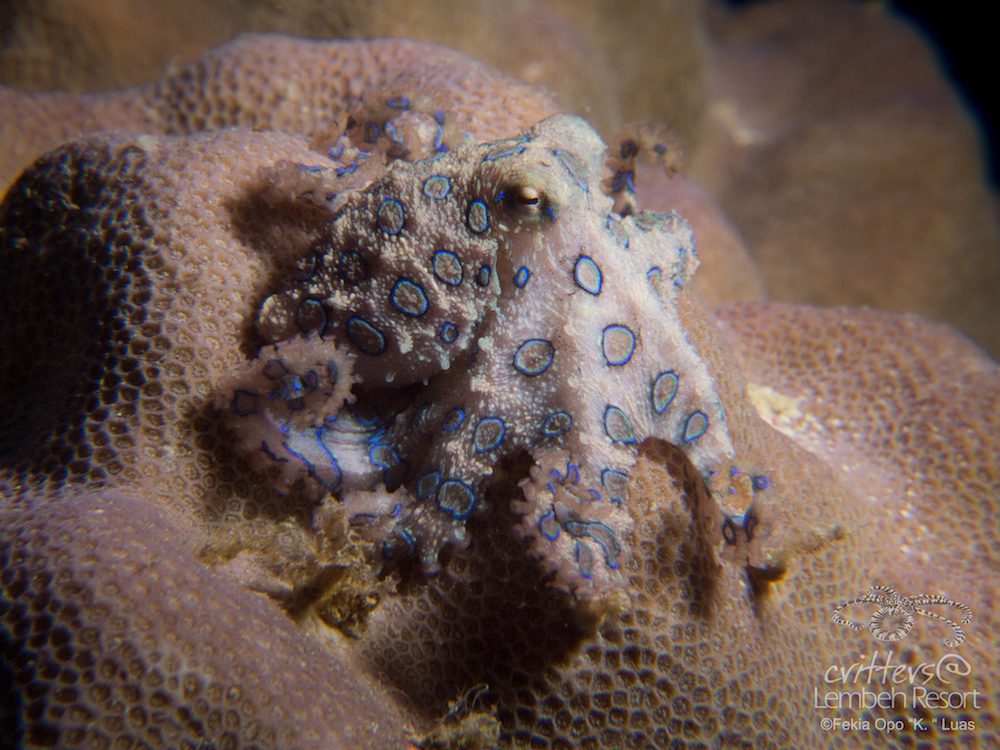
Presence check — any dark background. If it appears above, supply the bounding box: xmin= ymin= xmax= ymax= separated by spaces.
xmin=728 ymin=0 xmax=999 ymax=185
xmin=893 ymin=1 xmax=998 ymax=184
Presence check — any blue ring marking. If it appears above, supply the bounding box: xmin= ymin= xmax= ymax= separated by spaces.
xmin=298 ymin=442 xmax=341 ymax=491
xmin=575 ymin=541 xmax=595 ymax=580
xmin=386 ymin=95 xmax=410 ymax=109
xmin=467 ymin=199 xmax=490 ymax=234
xmin=566 ymin=463 xmax=580 ymax=485
xmin=348 ymin=401 xmax=383 ymax=429
xmin=273 ymin=370 xmax=315 ymax=403
xmin=382 ymin=527 xmax=417 ymax=559
xmin=472 ymin=417 xmax=505 ymax=453
xmin=439 ymin=321 xmax=458 ymax=345
xmin=384 ymin=121 xmax=400 ymax=143
xmin=651 ymin=371 xmax=679 ymax=414
xmin=603 ymin=405 xmax=637 ymax=445
xmin=377 ymin=197 xmax=405 ymax=235
xmin=432 ymin=250 xmax=463 ymax=286
xmin=294 ymin=297 xmax=330 ymax=336
xmin=416 ymin=471 xmax=442 ymax=500
xmin=231 ymin=390 xmax=259 ymax=417
xmin=422 ymin=174 xmax=452 ymax=200
xmin=390 ymin=278 xmax=430 ymax=318
xmin=442 ymin=407 xmax=466 ymax=432
xmin=397 ymin=528 xmax=416 ymax=551
xmin=434 ymin=109 xmax=446 ymax=125
xmin=436 ymin=479 xmax=477 ymax=519
xmin=365 ymin=122 xmax=380 ymax=144
xmin=335 ymin=162 xmax=357 ymax=178
xmin=601 ymin=324 xmax=636 ymax=366
xmin=541 ymin=410 xmax=572 ymax=437
xmin=369 ymin=442 xmax=400 ymax=470
xmin=513 ymin=339 xmax=555 ymax=377
xmin=328 ymin=143 xmax=344 ymax=159
xmin=606 ymin=214 xmax=630 ymax=248
xmin=260 ymin=358 xmax=291 ymax=381
xmin=482 ymin=143 xmax=527 ymax=162
xmin=345 ymin=316 xmax=387 ymax=356
xmin=565 ymin=520 xmax=620 ymax=569
xmin=297 ymin=163 xmax=324 ymax=174
xmin=285 ymin=428 xmax=342 ymax=492
xmin=601 ymin=469 xmax=629 ymax=505
xmin=553 ymin=148 xmax=589 ymax=193
xmin=538 ymin=509 xmax=561 ymax=541
xmin=260 ymin=441 xmax=286 ymax=464
xmin=475 ymin=265 xmax=492 ymax=287
xmin=610 ymin=169 xmax=636 ymax=193
xmin=681 ymin=410 xmax=709 ymax=443
xmin=573 ymin=255 xmax=603 ymax=295
xmin=752 ymin=474 xmax=770 ymax=491
xmin=514 ymin=266 xmax=530 ymax=288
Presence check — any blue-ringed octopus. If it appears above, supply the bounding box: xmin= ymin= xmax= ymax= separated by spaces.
xmin=223 ymin=112 xmax=742 ymax=597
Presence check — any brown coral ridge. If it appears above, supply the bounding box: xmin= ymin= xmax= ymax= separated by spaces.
xmin=0 ymin=490 xmax=414 ymax=750
xmin=0 ymin=0 xmax=709 ymax=158
xmin=0 ymin=33 xmax=997 ymax=750
xmin=694 ymin=0 xmax=1000 ymax=355
xmin=0 ymin=33 xmax=558 ymax=192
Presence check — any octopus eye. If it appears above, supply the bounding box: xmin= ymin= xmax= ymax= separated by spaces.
xmin=499 ymin=184 xmax=546 ymax=216
xmin=515 ymin=186 xmax=540 ymax=206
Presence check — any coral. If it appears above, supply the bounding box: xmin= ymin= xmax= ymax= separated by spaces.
xmin=0 ymin=0 xmax=708 ymax=154
xmin=694 ymin=0 xmax=1000 ymax=354
xmin=1 ymin=31 xmax=997 ymax=750
xmin=0 ymin=491 xmax=413 ymax=749
xmin=0 ymin=34 xmax=558 ymax=193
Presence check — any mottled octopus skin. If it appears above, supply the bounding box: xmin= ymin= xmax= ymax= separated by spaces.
xmin=240 ymin=114 xmax=735 ymax=595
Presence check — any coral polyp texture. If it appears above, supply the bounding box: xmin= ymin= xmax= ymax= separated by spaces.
xmin=1 ymin=33 xmax=997 ymax=750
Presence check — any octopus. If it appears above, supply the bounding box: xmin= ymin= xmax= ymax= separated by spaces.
xmin=224 ymin=112 xmax=748 ymax=597
xmin=833 ymin=585 xmax=974 ymax=648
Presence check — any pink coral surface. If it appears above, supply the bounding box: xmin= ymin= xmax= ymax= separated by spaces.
xmin=0 ymin=27 xmax=997 ymax=750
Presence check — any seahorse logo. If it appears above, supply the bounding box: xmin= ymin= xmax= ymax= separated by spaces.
xmin=832 ymin=585 xmax=973 ymax=647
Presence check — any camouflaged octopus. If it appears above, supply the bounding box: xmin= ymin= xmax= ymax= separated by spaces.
xmin=226 ymin=113 xmax=735 ymax=597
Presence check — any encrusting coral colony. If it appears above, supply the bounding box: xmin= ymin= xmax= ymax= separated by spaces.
xmin=0 ymin=4 xmax=997 ymax=750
